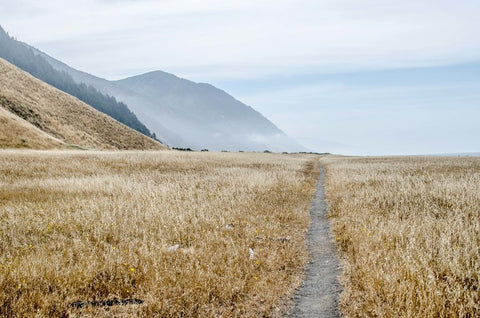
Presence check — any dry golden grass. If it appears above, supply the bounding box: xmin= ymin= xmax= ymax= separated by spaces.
xmin=321 ymin=156 xmax=480 ymax=317
xmin=0 ymin=58 xmax=165 ymax=150
xmin=0 ymin=106 xmax=66 ymax=149
xmin=0 ymin=150 xmax=318 ymax=317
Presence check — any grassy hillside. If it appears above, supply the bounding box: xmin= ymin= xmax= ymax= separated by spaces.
xmin=322 ymin=156 xmax=480 ymax=317
xmin=0 ymin=26 xmax=155 ymax=139
xmin=0 ymin=151 xmax=318 ymax=317
xmin=0 ymin=58 xmax=165 ymax=150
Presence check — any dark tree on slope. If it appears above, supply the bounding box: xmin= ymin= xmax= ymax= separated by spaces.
xmin=0 ymin=26 xmax=154 ymax=138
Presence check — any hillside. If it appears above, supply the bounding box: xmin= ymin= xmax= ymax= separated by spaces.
xmin=0 ymin=26 xmax=155 ymax=139
xmin=30 ymin=45 xmax=306 ymax=152
xmin=0 ymin=58 xmax=166 ymax=150
xmin=30 ymin=51 xmax=188 ymax=146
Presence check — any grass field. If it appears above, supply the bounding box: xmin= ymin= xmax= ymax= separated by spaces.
xmin=321 ymin=156 xmax=480 ymax=317
xmin=0 ymin=150 xmax=318 ymax=317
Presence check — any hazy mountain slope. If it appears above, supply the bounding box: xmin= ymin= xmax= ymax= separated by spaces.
xmin=30 ymin=48 xmax=188 ymax=146
xmin=0 ymin=58 xmax=165 ymax=150
xmin=0 ymin=26 xmax=155 ymax=139
xmin=26 ymin=34 xmax=306 ymax=151
xmin=116 ymin=71 xmax=305 ymax=151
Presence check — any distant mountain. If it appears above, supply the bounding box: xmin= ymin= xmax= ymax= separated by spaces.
xmin=0 ymin=26 xmax=156 ymax=139
xmin=29 ymin=49 xmax=186 ymax=147
xmin=0 ymin=58 xmax=165 ymax=150
xmin=115 ymin=71 xmax=305 ymax=151
xmin=27 ymin=41 xmax=306 ymax=152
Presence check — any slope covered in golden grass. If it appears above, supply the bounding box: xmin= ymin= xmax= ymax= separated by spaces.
xmin=0 ymin=106 xmax=65 ymax=149
xmin=0 ymin=58 xmax=165 ymax=150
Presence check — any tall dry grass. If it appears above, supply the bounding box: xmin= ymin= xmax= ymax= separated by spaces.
xmin=0 ymin=106 xmax=65 ymax=149
xmin=0 ymin=150 xmax=318 ymax=317
xmin=321 ymin=156 xmax=480 ymax=317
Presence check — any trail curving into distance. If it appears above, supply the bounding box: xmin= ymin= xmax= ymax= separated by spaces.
xmin=288 ymin=163 xmax=342 ymax=318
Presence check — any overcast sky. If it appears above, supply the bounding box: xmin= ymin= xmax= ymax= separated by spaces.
xmin=1 ymin=0 xmax=479 ymax=155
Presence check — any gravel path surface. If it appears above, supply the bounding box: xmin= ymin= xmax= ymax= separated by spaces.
xmin=288 ymin=163 xmax=342 ymax=318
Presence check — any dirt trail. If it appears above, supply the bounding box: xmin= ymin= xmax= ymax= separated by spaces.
xmin=288 ymin=163 xmax=342 ymax=318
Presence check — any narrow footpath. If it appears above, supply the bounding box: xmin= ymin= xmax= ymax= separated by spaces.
xmin=288 ymin=163 xmax=342 ymax=318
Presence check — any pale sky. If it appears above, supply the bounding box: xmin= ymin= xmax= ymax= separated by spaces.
xmin=1 ymin=0 xmax=479 ymax=155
